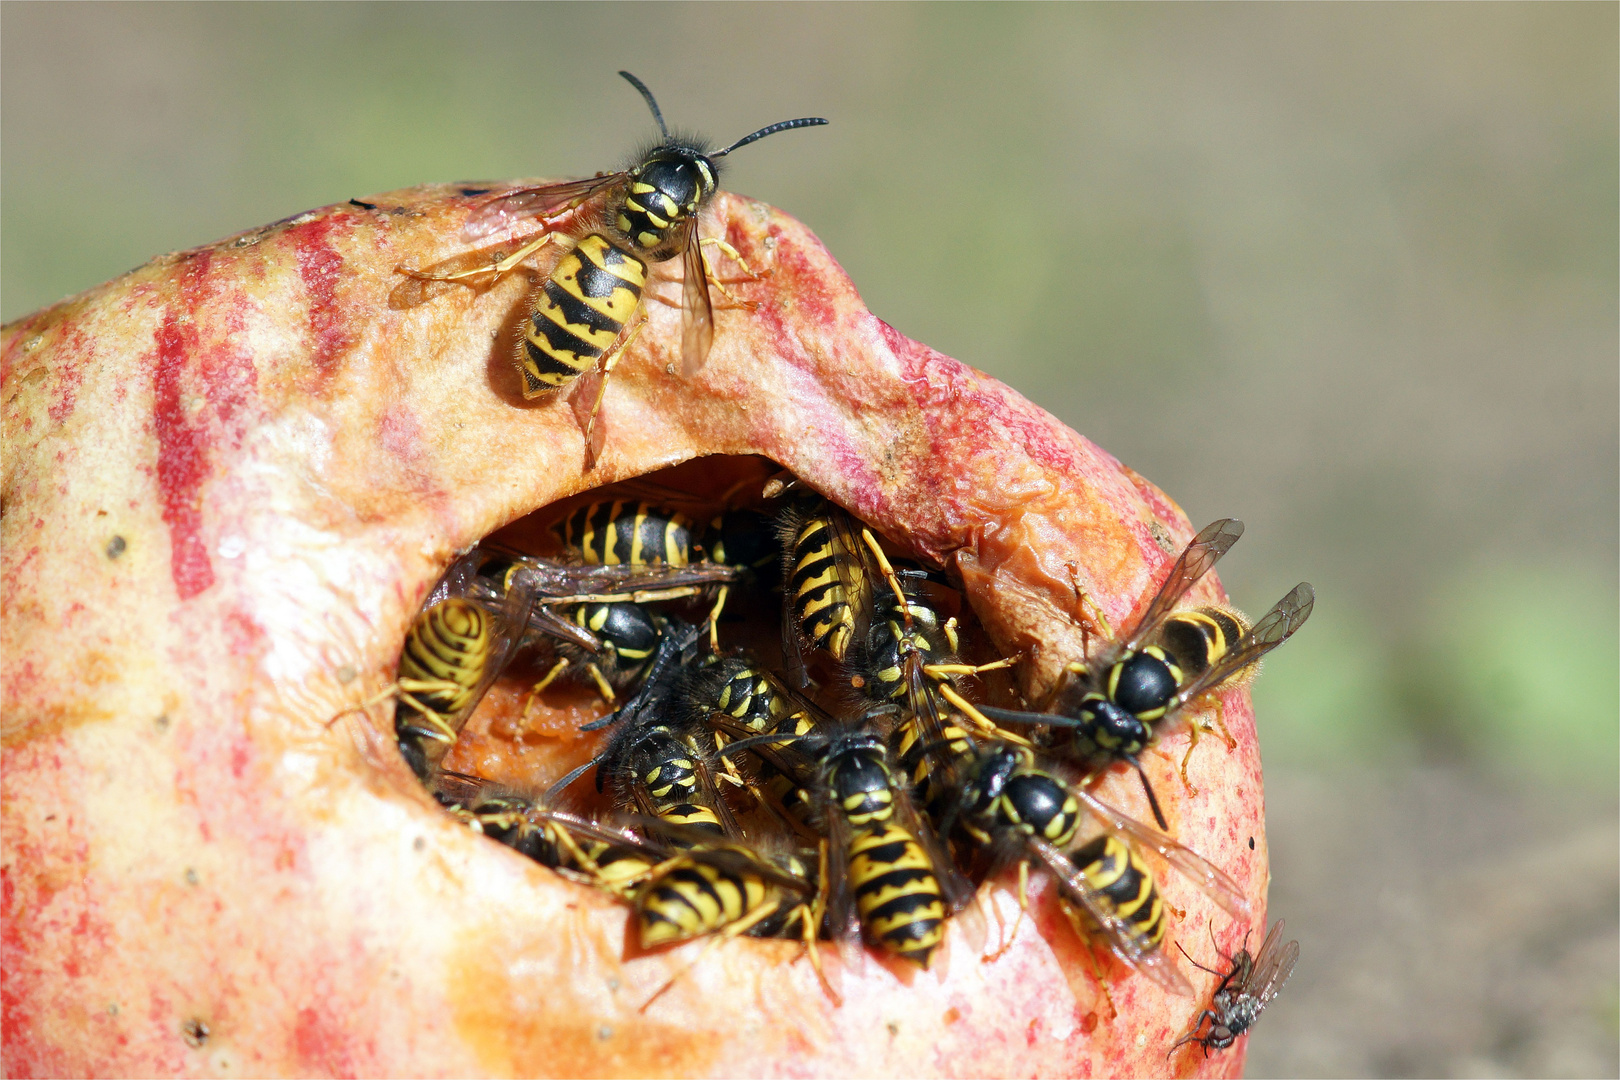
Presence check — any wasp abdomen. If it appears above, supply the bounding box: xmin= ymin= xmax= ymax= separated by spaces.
xmin=788 ymin=516 xmax=862 ymax=660
xmin=1072 ymin=834 xmax=1168 ymax=952
xmin=638 ymin=860 xmax=763 ymax=948
xmin=521 ymin=235 xmax=647 ymax=396
xmin=849 ymin=823 xmax=948 ymax=965
xmin=399 ymin=598 xmax=492 ymax=716
xmin=560 ymin=500 xmax=692 ymax=566
xmin=1159 ymin=607 xmax=1250 ymax=683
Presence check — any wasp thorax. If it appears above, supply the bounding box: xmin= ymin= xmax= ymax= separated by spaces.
xmin=1108 ymin=650 xmax=1181 ymax=718
xmin=617 ymin=151 xmax=715 ymax=257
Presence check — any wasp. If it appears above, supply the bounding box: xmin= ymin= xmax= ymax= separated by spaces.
xmin=721 ymin=721 xmax=971 ymax=969
xmin=1171 ymin=919 xmax=1299 ymax=1055
xmin=950 ymin=739 xmax=1253 ymax=995
xmin=392 ymin=72 xmax=827 ymax=463
xmin=688 ymin=655 xmax=829 ymax=837
xmin=977 ymin=519 xmax=1314 ymax=827
xmin=577 ymin=621 xmax=743 ymax=844
xmin=777 ymin=498 xmax=874 ymax=686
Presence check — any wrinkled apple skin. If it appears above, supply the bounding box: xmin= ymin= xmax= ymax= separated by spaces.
xmin=1 ymin=188 xmax=1263 ymax=1078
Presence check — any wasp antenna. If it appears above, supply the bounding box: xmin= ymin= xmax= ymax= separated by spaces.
xmin=544 ymin=756 xmax=600 ymax=803
xmin=618 ymin=71 xmax=670 ymax=140
xmin=714 ymin=117 xmax=829 ymax=158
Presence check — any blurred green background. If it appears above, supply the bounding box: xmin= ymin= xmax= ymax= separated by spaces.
xmin=4 ymin=4 xmax=1615 ymax=1074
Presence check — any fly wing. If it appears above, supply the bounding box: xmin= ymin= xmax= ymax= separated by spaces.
xmin=1246 ymin=919 xmax=1300 ymax=1006
xmin=1071 ymin=786 xmax=1254 ymax=920
xmin=460 ymin=173 xmax=625 ymax=241
xmin=680 ymin=232 xmax=714 ymax=377
xmin=1172 ymin=582 xmax=1314 ymax=709
xmin=1121 ymin=519 xmax=1245 ymax=655
xmin=1030 ymin=836 xmax=1194 ymax=997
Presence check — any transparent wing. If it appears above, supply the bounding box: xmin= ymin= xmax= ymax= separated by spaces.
xmin=679 ymin=232 xmax=714 ymax=377
xmin=1030 ymin=835 xmax=1194 ymax=997
xmin=1121 ymin=519 xmax=1245 ymax=655
xmin=1071 ymin=787 xmax=1254 ymax=920
xmin=825 ymin=507 xmax=875 ymax=651
xmin=460 ymin=173 xmax=626 ymax=241
xmin=490 ymin=554 xmax=742 ymax=602
xmin=1245 ymin=919 xmax=1300 ymax=1007
xmin=1173 ymin=583 xmax=1314 ymax=708
xmin=388 ymin=232 xmax=552 ymax=310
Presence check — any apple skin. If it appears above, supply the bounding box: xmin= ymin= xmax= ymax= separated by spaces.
xmin=1 ymin=187 xmax=1264 ymax=1078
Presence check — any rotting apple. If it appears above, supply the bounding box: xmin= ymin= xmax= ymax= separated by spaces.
xmin=1 ymin=185 xmax=1267 ymax=1078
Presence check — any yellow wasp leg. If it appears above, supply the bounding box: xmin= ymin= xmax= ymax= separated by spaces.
xmin=521 ymin=658 xmax=572 ymax=723
xmin=707 ymin=584 xmax=729 ymax=651
xmin=401 ymin=232 xmax=555 ymax=285
xmin=935 ymin=684 xmax=1032 ymax=747
xmin=985 ymin=860 xmax=1032 ymax=962
xmin=535 ymin=585 xmax=702 ymax=607
xmin=697 ymin=237 xmax=757 ymax=305
xmin=585 ymin=663 xmax=617 ymax=703
xmin=789 ymin=902 xmax=842 ymax=1005
xmin=922 ymin=658 xmax=1018 ymax=679
xmin=861 ymin=528 xmax=912 ymax=624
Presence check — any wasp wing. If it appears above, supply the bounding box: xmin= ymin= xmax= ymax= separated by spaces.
xmin=1029 ymin=835 xmax=1194 ymax=997
xmin=1171 ymin=582 xmax=1314 ymax=710
xmin=1121 ymin=519 xmax=1245 ymax=656
xmin=680 ymin=232 xmax=715 ymax=377
xmin=460 ymin=173 xmax=626 ymax=241
xmin=1070 ymin=785 xmax=1252 ymax=919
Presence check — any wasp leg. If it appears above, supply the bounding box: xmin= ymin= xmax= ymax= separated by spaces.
xmin=707 ymin=583 xmax=729 ymax=651
xmin=861 ymin=528 xmax=912 ymax=625
xmin=521 ymin=658 xmax=572 ymax=723
xmin=986 ymin=859 xmax=1032 ymax=962
xmin=401 ymin=231 xmax=555 ymax=286
xmin=582 ymin=663 xmax=617 ymax=703
xmin=577 ymin=317 xmax=647 ymax=469
xmin=1177 ymin=697 xmax=1234 ymax=798
xmin=790 ymin=901 xmax=842 ymax=1005
xmin=697 ymin=237 xmax=758 ymax=305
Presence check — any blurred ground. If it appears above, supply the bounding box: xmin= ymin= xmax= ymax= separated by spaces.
xmin=4 ymin=5 xmax=1615 ymax=1076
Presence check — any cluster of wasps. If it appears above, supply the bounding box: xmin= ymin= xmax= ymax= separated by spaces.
xmin=386 ymin=71 xmax=1302 ymax=1051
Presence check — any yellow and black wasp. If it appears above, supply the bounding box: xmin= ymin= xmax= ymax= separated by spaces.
xmin=392 ymin=72 xmax=827 ymax=464
xmin=582 ymin=621 xmax=744 ymax=845
xmin=977 ymin=519 xmax=1314 ymax=827
xmin=722 ymin=719 xmax=974 ymax=969
xmin=688 ymin=655 xmax=830 ymax=838
xmin=949 ymin=738 xmax=1253 ymax=995
xmin=1171 ymin=918 xmax=1299 ymax=1056
xmin=777 ymin=497 xmax=874 ymax=686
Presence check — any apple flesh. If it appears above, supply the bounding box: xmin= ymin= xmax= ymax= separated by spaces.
xmin=1 ymin=186 xmax=1265 ymax=1077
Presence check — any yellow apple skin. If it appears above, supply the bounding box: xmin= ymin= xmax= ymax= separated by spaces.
xmin=2 ymin=187 xmax=1264 ymax=1078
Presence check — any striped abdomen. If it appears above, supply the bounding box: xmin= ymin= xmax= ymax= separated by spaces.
xmin=1158 ymin=606 xmax=1251 ymax=684
xmin=558 ymin=500 xmax=692 ymax=566
xmin=788 ymin=513 xmax=865 ymax=661
xmin=1071 ymin=834 xmax=1169 ymax=953
xmin=399 ymin=598 xmax=493 ymax=718
xmin=520 ymin=234 xmax=647 ymax=397
xmin=848 ymin=821 xmax=948 ymax=967
xmin=893 ymin=709 xmax=974 ymax=815
xmin=636 ymin=853 xmax=770 ymax=948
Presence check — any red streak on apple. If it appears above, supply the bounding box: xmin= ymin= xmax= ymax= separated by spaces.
xmin=1 ymin=187 xmax=1264 ymax=1077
